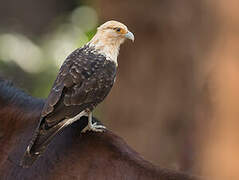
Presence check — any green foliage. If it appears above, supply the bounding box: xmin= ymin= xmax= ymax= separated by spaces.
xmin=86 ymin=28 xmax=97 ymax=41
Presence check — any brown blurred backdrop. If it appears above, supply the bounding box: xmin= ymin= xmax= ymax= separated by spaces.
xmin=0 ymin=0 xmax=239 ymax=178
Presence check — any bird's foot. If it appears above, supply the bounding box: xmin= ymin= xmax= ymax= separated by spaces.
xmin=82 ymin=120 xmax=106 ymax=133
xmin=90 ymin=121 xmax=106 ymax=132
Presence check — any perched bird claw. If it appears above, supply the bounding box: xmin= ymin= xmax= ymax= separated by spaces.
xmin=82 ymin=121 xmax=106 ymax=133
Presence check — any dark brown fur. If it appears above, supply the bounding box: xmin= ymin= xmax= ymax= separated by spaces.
xmin=0 ymin=79 xmax=199 ymax=180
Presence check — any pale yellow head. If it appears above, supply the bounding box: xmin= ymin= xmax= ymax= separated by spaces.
xmin=88 ymin=20 xmax=134 ymax=64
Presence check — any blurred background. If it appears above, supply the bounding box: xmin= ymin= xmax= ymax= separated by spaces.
xmin=0 ymin=0 xmax=239 ymax=179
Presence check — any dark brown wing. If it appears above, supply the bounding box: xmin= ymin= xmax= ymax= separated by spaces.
xmin=41 ymin=47 xmax=117 ymax=127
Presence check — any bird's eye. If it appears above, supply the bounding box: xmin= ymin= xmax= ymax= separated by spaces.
xmin=114 ymin=27 xmax=121 ymax=32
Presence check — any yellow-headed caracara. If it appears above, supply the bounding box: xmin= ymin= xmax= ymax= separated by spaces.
xmin=20 ymin=20 xmax=134 ymax=168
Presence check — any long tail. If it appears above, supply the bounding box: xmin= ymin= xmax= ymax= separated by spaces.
xmin=20 ymin=115 xmax=88 ymax=168
xmin=20 ymin=119 xmax=65 ymax=168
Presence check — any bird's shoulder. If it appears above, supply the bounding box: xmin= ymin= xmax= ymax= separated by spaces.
xmin=54 ymin=46 xmax=103 ymax=84
xmin=60 ymin=45 xmax=117 ymax=84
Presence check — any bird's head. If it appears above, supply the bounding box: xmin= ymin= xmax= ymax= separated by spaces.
xmin=88 ymin=20 xmax=134 ymax=64
xmin=96 ymin=20 xmax=134 ymax=43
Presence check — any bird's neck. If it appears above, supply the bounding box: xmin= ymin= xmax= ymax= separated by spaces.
xmin=88 ymin=33 xmax=123 ymax=65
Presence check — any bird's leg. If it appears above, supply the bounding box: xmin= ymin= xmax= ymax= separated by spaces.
xmin=82 ymin=112 xmax=106 ymax=133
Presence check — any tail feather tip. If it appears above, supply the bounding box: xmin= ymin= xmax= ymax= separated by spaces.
xmin=20 ymin=149 xmax=39 ymax=168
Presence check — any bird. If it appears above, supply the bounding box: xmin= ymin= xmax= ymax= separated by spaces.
xmin=20 ymin=20 xmax=134 ymax=168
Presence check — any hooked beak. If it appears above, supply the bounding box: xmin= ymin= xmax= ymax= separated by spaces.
xmin=125 ymin=31 xmax=135 ymax=42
